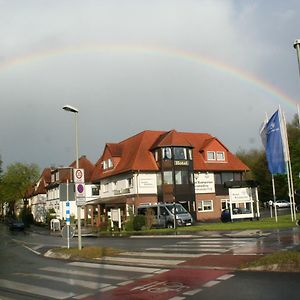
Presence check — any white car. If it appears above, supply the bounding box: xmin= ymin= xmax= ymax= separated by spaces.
xmin=273 ymin=200 xmax=290 ymax=208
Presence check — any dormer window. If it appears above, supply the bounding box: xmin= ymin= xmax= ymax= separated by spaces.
xmin=207 ymin=151 xmax=216 ymax=161
xmin=216 ymin=151 xmax=225 ymax=161
xmin=102 ymin=158 xmax=114 ymax=170
xmin=108 ymin=158 xmax=113 ymax=168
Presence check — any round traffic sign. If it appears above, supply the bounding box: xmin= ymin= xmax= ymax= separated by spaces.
xmin=75 ymin=169 xmax=83 ymax=179
xmin=61 ymin=225 xmax=75 ymax=239
xmin=77 ymin=184 xmax=84 ymax=193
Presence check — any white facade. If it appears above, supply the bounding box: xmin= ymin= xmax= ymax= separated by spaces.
xmin=98 ymin=172 xmax=158 ymax=200
xmin=31 ymin=194 xmax=47 ymax=223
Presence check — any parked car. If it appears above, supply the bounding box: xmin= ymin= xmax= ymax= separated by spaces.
xmin=137 ymin=203 xmax=193 ymax=228
xmin=273 ymin=200 xmax=290 ymax=208
xmin=220 ymin=209 xmax=231 ymax=223
xmin=9 ymin=219 xmax=25 ymax=231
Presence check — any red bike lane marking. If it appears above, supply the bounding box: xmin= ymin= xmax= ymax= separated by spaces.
xmin=85 ymin=268 xmax=230 ymax=300
xmin=179 ymin=254 xmax=260 ymax=268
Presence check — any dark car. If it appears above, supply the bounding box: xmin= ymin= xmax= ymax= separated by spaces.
xmin=9 ymin=219 xmax=25 ymax=231
xmin=221 ymin=209 xmax=231 ymax=223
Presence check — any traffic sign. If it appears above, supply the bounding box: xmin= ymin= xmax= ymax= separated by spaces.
xmin=75 ymin=183 xmax=86 ymax=197
xmin=61 ymin=225 xmax=75 ymax=239
xmin=76 ymin=198 xmax=86 ymax=206
xmin=74 ymin=168 xmax=85 ymax=183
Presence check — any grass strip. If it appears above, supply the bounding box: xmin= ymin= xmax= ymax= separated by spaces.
xmin=241 ymin=251 xmax=300 ymax=271
xmin=52 ymin=246 xmax=122 ymax=260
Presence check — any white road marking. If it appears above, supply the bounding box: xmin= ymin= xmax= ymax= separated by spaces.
xmin=217 ymin=274 xmax=235 ymax=280
xmin=146 ymin=247 xmax=228 ymax=253
xmin=99 ymin=256 xmax=184 ymax=265
xmin=119 ymin=251 xmax=200 ymax=258
xmin=68 ymin=261 xmax=162 ymax=273
xmin=203 ymin=280 xmax=220 ymax=288
xmin=16 ymin=273 xmax=110 ymax=289
xmin=40 ymin=266 xmax=128 ymax=281
xmin=183 ymin=288 xmax=203 ymax=295
xmin=117 ymin=280 xmax=134 ymax=286
xmin=99 ymin=285 xmax=117 ymax=292
xmin=22 ymin=245 xmax=41 ymax=255
xmin=0 ymin=279 xmax=75 ymax=299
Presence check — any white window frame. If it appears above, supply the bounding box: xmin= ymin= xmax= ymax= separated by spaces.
xmin=216 ymin=151 xmax=225 ymax=161
xmin=198 ymin=200 xmax=214 ymax=212
xmin=207 ymin=151 xmax=216 ymax=161
xmin=103 ymin=183 xmax=109 ymax=193
xmin=108 ymin=158 xmax=113 ymax=168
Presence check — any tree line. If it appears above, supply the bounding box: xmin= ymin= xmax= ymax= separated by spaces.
xmin=0 ymin=158 xmax=39 ymax=217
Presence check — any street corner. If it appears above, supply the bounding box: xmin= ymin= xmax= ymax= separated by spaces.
xmin=85 ymin=268 xmax=231 ymax=300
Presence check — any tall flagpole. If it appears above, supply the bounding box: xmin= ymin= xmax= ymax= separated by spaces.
xmin=280 ymin=107 xmax=296 ymax=221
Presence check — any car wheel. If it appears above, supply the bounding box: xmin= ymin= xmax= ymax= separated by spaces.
xmin=167 ymin=223 xmax=174 ymax=228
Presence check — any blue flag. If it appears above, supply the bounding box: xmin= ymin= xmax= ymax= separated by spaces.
xmin=261 ymin=110 xmax=286 ymax=174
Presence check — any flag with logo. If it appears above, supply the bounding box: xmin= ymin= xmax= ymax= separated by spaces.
xmin=260 ymin=110 xmax=286 ymax=174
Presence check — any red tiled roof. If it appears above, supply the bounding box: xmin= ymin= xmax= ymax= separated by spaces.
xmin=151 ymin=130 xmax=193 ymax=148
xmin=91 ymin=130 xmax=249 ymax=182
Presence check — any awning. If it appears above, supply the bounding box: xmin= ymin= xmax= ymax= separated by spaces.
xmin=86 ymin=196 xmax=130 ymax=205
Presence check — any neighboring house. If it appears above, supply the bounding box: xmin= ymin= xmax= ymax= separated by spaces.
xmin=30 ymin=168 xmax=52 ymax=223
xmin=87 ymin=130 xmax=249 ymax=226
xmin=46 ymin=155 xmax=98 ymax=222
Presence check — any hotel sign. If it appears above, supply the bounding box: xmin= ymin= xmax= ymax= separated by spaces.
xmin=228 ymin=187 xmax=251 ymax=202
xmin=195 ymin=173 xmax=215 ymax=194
xmin=174 ymin=161 xmax=189 ymax=166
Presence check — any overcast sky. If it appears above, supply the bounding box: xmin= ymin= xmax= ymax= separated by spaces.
xmin=1 ymin=0 xmax=300 ymax=171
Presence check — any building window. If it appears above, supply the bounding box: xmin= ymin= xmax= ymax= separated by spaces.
xmin=221 ymin=199 xmax=229 ymax=210
xmin=102 ymin=160 xmax=107 ymax=170
xmin=216 ymin=151 xmax=225 ymax=161
xmin=175 ymin=170 xmax=189 ymax=184
xmin=127 ymin=177 xmax=133 ymax=188
xmin=163 ymin=147 xmax=172 ymax=160
xmin=163 ymin=171 xmax=173 ymax=184
xmin=92 ymin=185 xmax=100 ymax=196
xmin=103 ymin=183 xmax=109 ymax=193
xmin=154 ymin=150 xmax=159 ymax=161
xmin=174 ymin=147 xmax=187 ymax=160
xmin=157 ymin=173 xmax=162 ymax=186
xmin=108 ymin=158 xmax=113 ymax=168
xmin=188 ymin=149 xmax=193 ymax=160
xmin=222 ymin=172 xmax=234 ymax=182
xmin=207 ymin=151 xmax=215 ymax=161
xmin=198 ymin=200 xmax=213 ymax=212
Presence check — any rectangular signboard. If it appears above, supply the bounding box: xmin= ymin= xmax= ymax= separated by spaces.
xmin=195 ymin=173 xmax=215 ymax=194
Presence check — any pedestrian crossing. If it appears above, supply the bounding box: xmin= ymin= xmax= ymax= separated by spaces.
xmin=0 ymin=236 xmax=257 ymax=299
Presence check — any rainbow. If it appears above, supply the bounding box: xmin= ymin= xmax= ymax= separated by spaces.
xmin=0 ymin=43 xmax=299 ymax=109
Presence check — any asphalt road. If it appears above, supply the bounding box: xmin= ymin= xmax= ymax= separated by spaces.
xmin=1 ymin=221 xmax=300 ymax=299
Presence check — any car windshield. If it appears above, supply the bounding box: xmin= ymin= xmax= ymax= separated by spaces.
xmin=166 ymin=204 xmax=187 ymax=214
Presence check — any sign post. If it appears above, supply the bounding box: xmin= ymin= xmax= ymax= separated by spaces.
xmin=66 ymin=179 xmax=70 ymax=249
xmin=73 ymin=168 xmax=85 ymax=250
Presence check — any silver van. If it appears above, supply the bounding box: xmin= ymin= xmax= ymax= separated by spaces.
xmin=137 ymin=203 xmax=193 ymax=228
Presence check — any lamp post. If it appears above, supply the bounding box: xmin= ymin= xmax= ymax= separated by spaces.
xmin=62 ymin=104 xmax=82 ymax=250
xmin=293 ymin=40 xmax=300 ymax=128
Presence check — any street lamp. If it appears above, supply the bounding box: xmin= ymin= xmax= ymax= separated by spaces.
xmin=62 ymin=104 xmax=82 ymax=250
xmin=293 ymin=40 xmax=300 ymax=128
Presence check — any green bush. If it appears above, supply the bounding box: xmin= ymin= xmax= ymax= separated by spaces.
xmin=124 ymin=216 xmax=134 ymax=231
xmin=45 ymin=208 xmax=56 ymax=225
xmin=132 ymin=215 xmax=146 ymax=231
